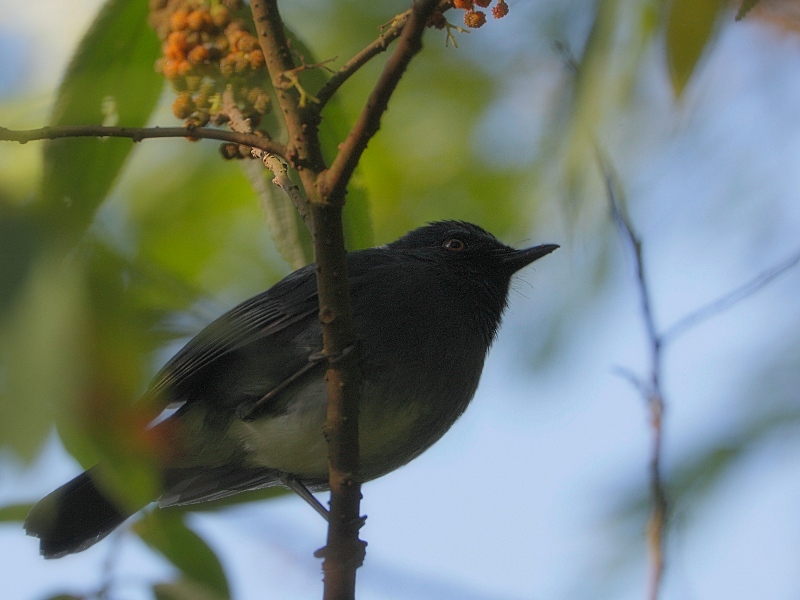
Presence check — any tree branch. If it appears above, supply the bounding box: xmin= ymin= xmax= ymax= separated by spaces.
xmin=317 ymin=0 xmax=441 ymax=204
xmin=248 ymin=3 xmax=368 ymax=598
xmin=315 ymin=2 xmax=451 ymax=110
xmin=0 ymin=125 xmax=286 ymax=157
xmin=315 ymin=11 xmax=411 ymax=110
xmin=596 ymin=149 xmax=667 ymax=600
xmin=662 ymin=244 xmax=800 ymax=343
xmin=219 ymin=87 xmax=312 ymax=229
xmin=250 ymin=0 xmax=326 ymax=200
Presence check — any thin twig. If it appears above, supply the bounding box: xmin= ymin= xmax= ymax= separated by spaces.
xmin=662 ymin=245 xmax=800 ymax=343
xmin=259 ymin=153 xmax=310 ymax=227
xmin=315 ymin=11 xmax=411 ymax=109
xmin=220 ymin=88 xmax=311 ymax=228
xmin=250 ymin=0 xmax=326 ymax=201
xmin=315 ymin=1 xmax=451 ymax=109
xmin=0 ymin=125 xmax=286 ymax=157
xmin=597 ymin=148 xmax=667 ymax=600
xmin=318 ymin=0 xmax=441 ymax=204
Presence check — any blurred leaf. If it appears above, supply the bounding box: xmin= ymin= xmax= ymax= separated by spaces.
xmin=665 ymin=0 xmax=726 ymax=97
xmin=130 ymin=154 xmax=283 ymax=297
xmin=54 ymin=243 xmax=185 ymax=516
xmin=153 ymin=580 xmax=227 ymax=600
xmin=43 ymin=595 xmax=83 ymax=600
xmin=558 ymin=0 xmax=658 ymax=214
xmin=357 ymin=60 xmax=525 ymax=240
xmin=0 ymin=203 xmax=43 ymax=314
xmin=0 ymin=251 xmax=87 ymax=460
xmin=736 ymin=0 xmax=762 ymax=21
xmin=134 ymin=511 xmax=230 ymax=599
xmin=0 ymin=502 xmax=33 ymax=522
xmin=242 ymin=159 xmax=313 ymax=269
xmin=40 ymin=0 xmax=162 ymax=241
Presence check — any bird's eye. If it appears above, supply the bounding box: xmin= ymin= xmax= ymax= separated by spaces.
xmin=442 ymin=238 xmax=466 ymax=251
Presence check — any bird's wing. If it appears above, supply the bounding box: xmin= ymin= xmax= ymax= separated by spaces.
xmin=144 ymin=266 xmax=319 ymax=403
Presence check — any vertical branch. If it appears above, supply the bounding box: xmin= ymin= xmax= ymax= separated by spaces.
xmin=250 ymin=0 xmax=326 ymax=204
xmin=597 ymin=150 xmax=667 ymax=600
xmin=313 ymin=201 xmax=364 ymax=600
xmin=313 ymin=2 xmax=440 ymax=598
xmin=249 ymin=2 xmax=439 ymax=598
xmin=249 ymin=5 xmax=364 ymax=598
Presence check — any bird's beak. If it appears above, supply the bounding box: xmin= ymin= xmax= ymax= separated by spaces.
xmin=500 ymin=244 xmax=559 ymax=274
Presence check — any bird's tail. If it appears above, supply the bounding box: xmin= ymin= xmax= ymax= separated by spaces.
xmin=24 ymin=468 xmax=139 ymax=558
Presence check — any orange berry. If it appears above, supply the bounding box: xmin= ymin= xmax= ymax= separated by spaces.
xmin=492 ymin=0 xmax=509 ymax=18
xmin=210 ymin=5 xmax=230 ymax=28
xmin=237 ymin=33 xmax=257 ymax=52
xmin=427 ymin=11 xmax=446 ymax=29
xmin=220 ymin=143 xmax=240 ymax=160
xmin=187 ymin=44 xmax=209 ymax=63
xmin=227 ymin=28 xmax=246 ymax=49
xmin=193 ymin=93 xmax=209 ymax=109
xmin=233 ymin=52 xmax=249 ymax=73
xmin=249 ymin=49 xmax=264 ymax=69
xmin=165 ymin=42 xmax=185 ymax=60
xmin=186 ymin=9 xmax=207 ymax=32
xmin=172 ymin=92 xmax=195 ymax=119
xmin=463 ymin=9 xmax=486 ymax=28
xmin=219 ymin=55 xmax=235 ymax=77
xmin=187 ymin=111 xmax=210 ymax=127
xmin=475 ymin=0 xmax=490 ymax=6
xmin=167 ymin=31 xmax=188 ymax=51
xmin=185 ymin=75 xmax=202 ymax=91
xmin=251 ymin=90 xmax=270 ymax=114
xmin=169 ymin=8 xmax=189 ymax=31
xmin=177 ymin=59 xmax=192 ymax=77
xmin=453 ymin=0 xmax=473 ymax=8
xmin=162 ymin=59 xmax=179 ymax=80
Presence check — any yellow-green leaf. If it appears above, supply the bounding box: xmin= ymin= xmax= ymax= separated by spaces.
xmin=134 ymin=511 xmax=230 ymax=599
xmin=0 ymin=503 xmax=33 ymax=522
xmin=40 ymin=0 xmax=162 ymax=241
xmin=665 ymin=0 xmax=727 ymax=97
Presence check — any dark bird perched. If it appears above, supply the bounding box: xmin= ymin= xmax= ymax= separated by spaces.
xmin=24 ymin=221 xmax=558 ymax=558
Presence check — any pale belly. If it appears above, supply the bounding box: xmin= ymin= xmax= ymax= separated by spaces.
xmin=229 ymin=380 xmax=423 ymax=481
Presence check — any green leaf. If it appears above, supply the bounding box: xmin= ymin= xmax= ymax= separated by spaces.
xmin=134 ymin=511 xmax=230 ymax=599
xmin=241 ymin=160 xmax=313 ymax=270
xmin=40 ymin=0 xmax=163 ymax=241
xmin=736 ymin=0 xmax=762 ymax=21
xmin=0 ymin=203 xmax=42 ymax=315
xmin=0 ymin=503 xmax=33 ymax=522
xmin=0 ymin=251 xmax=87 ymax=461
xmin=131 ymin=153 xmax=287 ymax=295
xmin=665 ymin=0 xmax=727 ymax=97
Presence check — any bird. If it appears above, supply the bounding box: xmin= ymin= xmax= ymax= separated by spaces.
xmin=24 ymin=220 xmax=558 ymax=558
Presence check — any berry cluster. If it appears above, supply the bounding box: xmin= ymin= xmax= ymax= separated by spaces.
xmin=429 ymin=0 xmax=509 ymax=30
xmin=149 ymin=0 xmax=271 ymax=139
